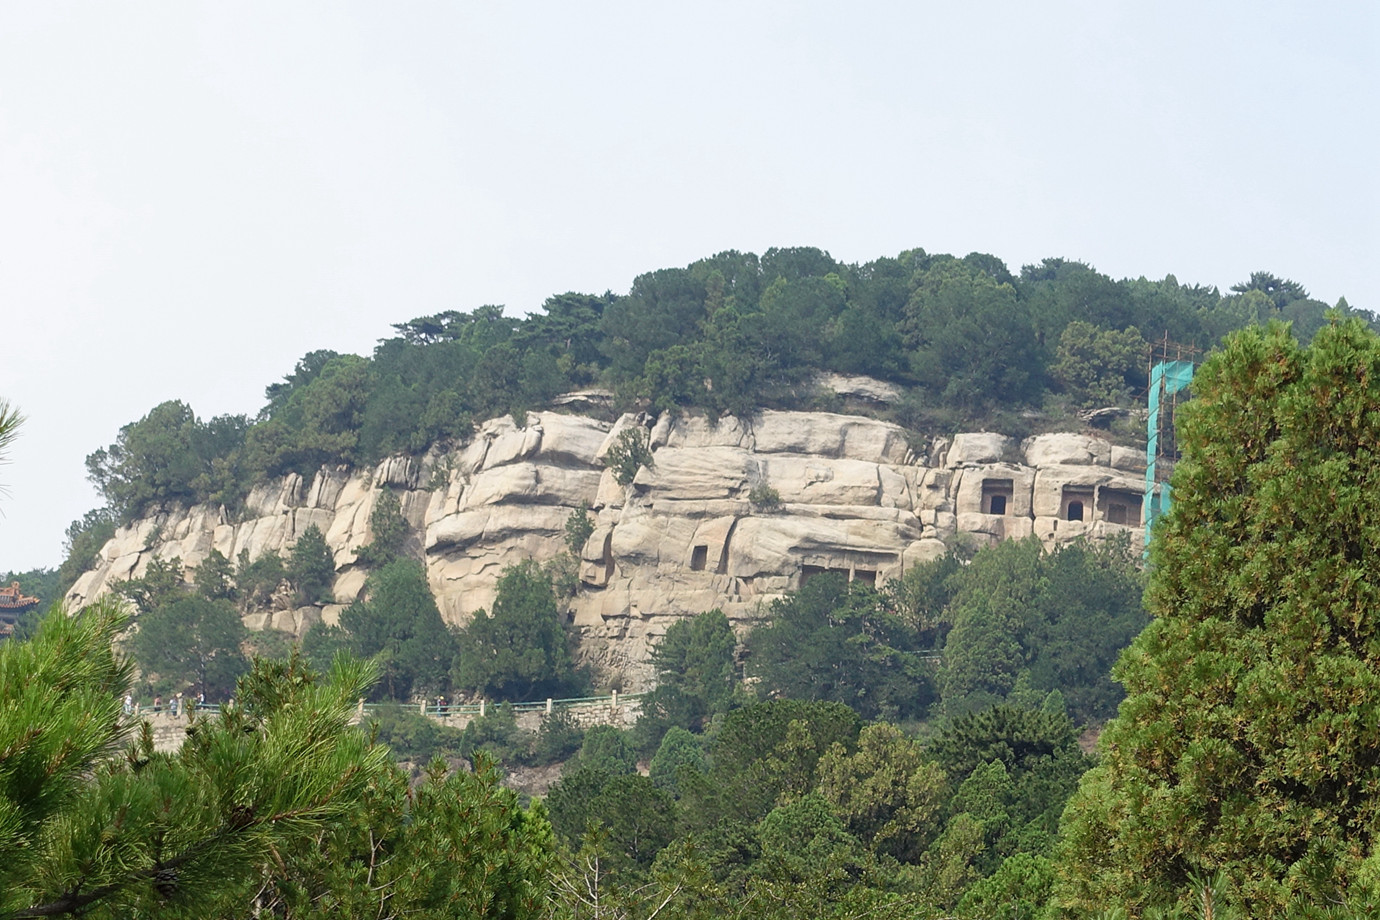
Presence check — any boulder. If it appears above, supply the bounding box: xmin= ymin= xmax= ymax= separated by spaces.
xmin=1031 ymin=469 xmax=1144 ymax=522
xmin=595 ymin=415 xmax=652 ymax=463
xmin=375 ymin=456 xmax=418 ymax=489
xmin=1021 ymin=432 xmax=1111 ymax=468
xmin=633 ymin=447 xmax=755 ymax=501
xmin=529 ymin=413 xmax=610 ymax=466
xmin=550 ymin=389 xmax=615 ymax=412
xmin=815 ymin=372 xmax=903 ymax=405
xmin=660 ymin=414 xmax=754 ymax=450
xmin=760 ymin=457 xmax=884 ymax=507
xmin=460 ymin=465 xmax=539 ymax=508
xmin=946 ymin=433 xmax=1009 ymax=467
xmin=901 ymin=538 xmax=951 ymax=566
xmin=481 ymin=418 xmax=544 ymax=470
xmin=725 ymin=516 xmax=910 ymax=580
xmin=916 ymin=469 xmax=957 ymax=512
xmin=1110 ymin=445 xmax=1147 ymax=473
xmin=753 ymin=411 xmax=910 ymax=463
xmin=319 ymin=603 xmax=348 ymax=628
xmin=953 ymin=464 xmax=1036 ymax=518
xmin=306 ymin=467 xmax=352 ymax=510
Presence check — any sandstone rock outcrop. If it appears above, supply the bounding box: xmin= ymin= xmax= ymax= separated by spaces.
xmin=68 ymin=411 xmax=1148 ymax=690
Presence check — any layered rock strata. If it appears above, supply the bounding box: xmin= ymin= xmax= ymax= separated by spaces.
xmin=68 ymin=410 xmax=1147 ymax=689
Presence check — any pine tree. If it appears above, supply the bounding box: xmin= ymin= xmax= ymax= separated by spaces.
xmin=243 ymin=753 xmax=553 ymax=920
xmin=453 ymin=560 xmax=580 ymax=701
xmin=354 ymin=488 xmax=409 ymax=568
xmin=0 ymin=600 xmax=389 ymax=918
xmin=1056 ymin=319 xmax=1380 ymax=915
xmin=287 ymin=523 xmax=336 ymax=604
xmin=128 ymin=594 xmax=248 ymax=699
xmin=746 ymin=575 xmax=934 ymax=721
xmin=634 ymin=609 xmax=738 ymax=751
xmin=338 ymin=558 xmax=455 ymax=700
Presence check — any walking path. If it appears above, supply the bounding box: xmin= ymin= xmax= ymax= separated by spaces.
xmin=128 ymin=692 xmax=645 ymax=753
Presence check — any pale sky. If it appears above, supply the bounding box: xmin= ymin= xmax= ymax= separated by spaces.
xmin=1 ymin=2 xmax=1375 ymax=573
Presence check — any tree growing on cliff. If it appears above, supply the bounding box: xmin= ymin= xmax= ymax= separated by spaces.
xmin=286 ymin=523 xmax=335 ymax=604
xmin=243 ymin=353 xmax=372 ymax=477
xmin=331 ymin=558 xmax=455 ymax=701
xmin=1056 ymin=319 xmax=1380 ymax=915
xmin=902 ymin=259 xmax=1040 ymax=408
xmin=452 ymin=559 xmax=582 ymax=701
xmin=1050 ymin=321 xmax=1147 ymax=407
xmin=604 ymin=427 xmax=654 ymax=486
xmin=193 ymin=548 xmax=236 ymax=601
xmin=84 ymin=400 xmax=249 ymax=522
xmin=563 ymin=501 xmax=595 ymax=556
xmin=55 ymin=509 xmax=116 ymax=599
xmin=354 ymin=488 xmax=409 ymax=568
xmin=113 ymin=555 xmax=189 ymax=615
xmin=235 ymin=548 xmax=286 ymax=610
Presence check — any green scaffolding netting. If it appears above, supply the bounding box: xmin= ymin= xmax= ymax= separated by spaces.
xmin=1143 ymin=361 xmax=1194 ymax=545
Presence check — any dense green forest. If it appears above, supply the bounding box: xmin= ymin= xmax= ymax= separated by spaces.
xmin=9 ymin=317 xmax=1380 ymax=917
xmin=13 ymin=309 xmax=1380 ymax=918
xmin=76 ymin=248 xmax=1363 ymax=538
xmin=8 ymin=259 xmax=1380 ymax=917
xmin=2 ymin=556 xmax=1146 ymax=919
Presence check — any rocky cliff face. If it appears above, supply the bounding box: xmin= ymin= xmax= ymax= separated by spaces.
xmin=68 ymin=409 xmax=1148 ymax=689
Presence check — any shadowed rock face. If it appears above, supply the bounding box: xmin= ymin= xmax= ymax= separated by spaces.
xmin=68 ymin=411 xmax=1146 ymax=690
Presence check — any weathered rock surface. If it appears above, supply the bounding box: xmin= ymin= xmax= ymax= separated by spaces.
xmin=814 ymin=373 xmax=904 ymax=406
xmin=68 ymin=411 xmax=1148 ymax=690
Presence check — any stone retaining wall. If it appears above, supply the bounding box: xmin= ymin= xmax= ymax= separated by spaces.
xmin=134 ymin=696 xmax=641 ymax=754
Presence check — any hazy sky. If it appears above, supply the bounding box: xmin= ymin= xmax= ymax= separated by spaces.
xmin=1 ymin=3 xmax=1375 ymax=573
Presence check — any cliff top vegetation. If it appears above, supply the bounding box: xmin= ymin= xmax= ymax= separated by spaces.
xmin=67 ymin=248 xmax=1365 ymax=580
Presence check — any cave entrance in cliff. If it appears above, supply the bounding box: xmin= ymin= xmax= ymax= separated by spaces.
xmin=1099 ymin=488 xmax=1142 ymax=526
xmin=800 ymin=564 xmax=852 ymax=587
xmin=982 ymin=478 xmax=1014 ymax=515
xmin=800 ymin=564 xmax=880 ymax=589
xmin=690 ymin=545 xmax=708 ymax=572
xmin=1061 ymin=486 xmax=1093 ymax=522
